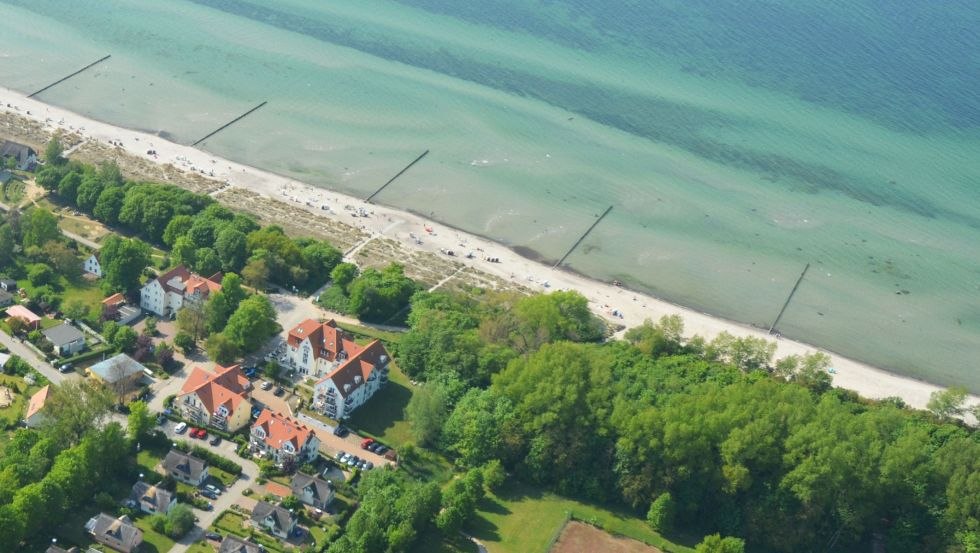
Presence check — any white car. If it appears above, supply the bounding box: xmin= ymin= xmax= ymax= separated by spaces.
xmin=174 ymin=422 xmax=188 ymax=434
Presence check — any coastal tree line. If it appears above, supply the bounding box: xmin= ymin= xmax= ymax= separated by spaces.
xmin=392 ymin=289 xmax=979 ymax=553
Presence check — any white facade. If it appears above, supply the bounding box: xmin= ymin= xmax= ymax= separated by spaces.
xmin=312 ymin=360 xmax=387 ymax=420
xmin=140 ymin=279 xmax=179 ymax=317
xmin=83 ymin=254 xmax=102 ymax=277
xmin=287 ymin=337 xmax=343 ymax=377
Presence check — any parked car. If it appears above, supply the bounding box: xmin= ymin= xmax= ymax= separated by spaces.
xmin=201 ymin=489 xmax=217 ymax=500
xmin=243 ymin=367 xmax=258 ymax=379
xmin=360 ymin=438 xmax=374 ymax=450
xmin=333 ymin=425 xmax=350 ymax=437
xmin=198 ymin=429 xmax=208 ymax=440
xmin=174 ymin=422 xmax=188 ymax=434
xmin=336 ymin=451 xmax=349 ymax=462
xmin=363 ymin=461 xmax=374 ymax=470
xmin=374 ymin=445 xmax=388 ymax=455
xmin=383 ymin=449 xmax=397 ymax=461
xmin=156 ymin=415 xmax=167 ymax=426
xmin=273 ymin=386 xmax=285 ymax=396
xmin=58 ymin=363 xmax=73 ymax=373
xmin=209 ymin=435 xmax=222 ymax=446
xmin=251 ymin=407 xmax=262 ymax=419
xmin=346 ymin=456 xmax=360 ymax=467
xmin=204 ymin=484 xmax=222 ymax=495
xmin=260 ymin=381 xmax=272 ymax=391
xmin=205 ymin=532 xmax=221 ymax=541
xmin=367 ymin=442 xmax=382 ymax=453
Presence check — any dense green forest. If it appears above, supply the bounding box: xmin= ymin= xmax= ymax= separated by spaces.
xmin=396 ymin=290 xmax=979 ymax=553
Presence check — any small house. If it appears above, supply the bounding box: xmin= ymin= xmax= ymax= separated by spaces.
xmin=43 ymin=323 xmax=86 ymax=356
xmin=83 ymin=253 xmax=102 ymax=278
xmin=249 ymin=500 xmax=297 ymax=540
xmin=24 ymin=385 xmax=51 ymax=428
xmin=291 ymin=472 xmax=335 ymax=510
xmin=0 ymin=278 xmax=18 ymax=291
xmin=84 ymin=513 xmax=142 ymax=553
xmin=161 ymin=449 xmax=209 ymax=486
xmin=88 ymin=354 xmax=146 ymax=399
xmin=0 ymin=290 xmax=13 ymax=307
xmin=130 ymin=480 xmax=176 ymax=514
xmin=218 ymin=535 xmax=263 ymax=553
xmin=102 ymin=293 xmax=140 ymax=325
xmin=0 ymin=140 xmax=37 ymax=171
xmin=5 ymin=304 xmax=40 ymax=329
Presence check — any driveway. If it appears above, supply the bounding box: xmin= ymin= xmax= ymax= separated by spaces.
xmin=158 ymin=425 xmax=261 ymax=553
xmin=0 ymin=330 xmax=74 ymax=385
xmin=249 ymin=380 xmax=298 ymax=416
xmin=294 ymin=412 xmax=393 ymax=468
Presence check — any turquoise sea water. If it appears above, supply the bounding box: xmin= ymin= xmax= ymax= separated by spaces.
xmin=1 ymin=0 xmax=978 ymax=389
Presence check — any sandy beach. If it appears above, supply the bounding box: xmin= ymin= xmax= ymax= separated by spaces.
xmin=1 ymin=85 xmax=976 ymax=418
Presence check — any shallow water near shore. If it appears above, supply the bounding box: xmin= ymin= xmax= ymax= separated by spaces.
xmin=1 ymin=0 xmax=978 ymax=390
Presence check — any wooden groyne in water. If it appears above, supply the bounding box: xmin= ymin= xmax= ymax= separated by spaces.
xmin=28 ymin=55 xmax=112 ymax=98
xmin=768 ymin=262 xmax=810 ymax=334
xmin=553 ymin=205 xmax=613 ymax=268
xmin=191 ymin=101 xmax=267 ymax=146
xmin=365 ymin=150 xmax=429 ymax=203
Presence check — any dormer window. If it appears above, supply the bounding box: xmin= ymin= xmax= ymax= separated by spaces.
xmin=282 ymin=441 xmax=295 ymax=453
xmin=217 ymin=405 xmax=229 ymax=417
xmin=253 ymin=427 xmax=266 ymax=439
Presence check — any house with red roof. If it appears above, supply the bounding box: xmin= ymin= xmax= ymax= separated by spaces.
xmin=5 ymin=304 xmax=41 ymax=330
xmin=139 ymin=265 xmax=222 ymax=317
xmin=250 ymin=409 xmax=320 ymax=466
xmin=25 ymin=385 xmax=51 ymax=428
xmin=286 ymin=319 xmax=391 ymax=420
xmin=177 ymin=364 xmax=253 ymax=431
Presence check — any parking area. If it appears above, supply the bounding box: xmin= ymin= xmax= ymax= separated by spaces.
xmin=294 ymin=412 xmax=394 ymax=467
xmin=249 ymin=379 xmax=300 ymax=416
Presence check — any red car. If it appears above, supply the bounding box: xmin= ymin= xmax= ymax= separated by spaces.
xmin=360 ymin=438 xmax=375 ymax=450
xmin=198 ymin=429 xmax=208 ymax=440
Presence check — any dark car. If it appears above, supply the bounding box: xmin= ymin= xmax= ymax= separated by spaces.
xmin=201 ymin=490 xmax=217 ymax=500
xmin=374 ymin=445 xmax=388 ymax=455
xmin=205 ymin=532 xmax=221 ymax=541
xmin=273 ymin=386 xmax=285 ymax=397
xmin=58 ymin=363 xmax=73 ymax=373
xmin=333 ymin=425 xmax=350 ymax=437
xmin=209 ymin=435 xmax=222 ymax=446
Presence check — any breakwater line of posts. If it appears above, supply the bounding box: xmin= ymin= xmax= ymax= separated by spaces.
xmin=365 ymin=150 xmax=429 ymax=203
xmin=768 ymin=262 xmax=810 ymax=334
xmin=191 ymin=101 xmax=267 ymax=146
xmin=553 ymin=205 xmax=613 ymax=268
xmin=28 ymin=55 xmax=112 ymax=98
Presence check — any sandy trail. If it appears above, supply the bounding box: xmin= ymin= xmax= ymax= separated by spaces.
xmin=1 ymin=85 xmax=976 ymax=417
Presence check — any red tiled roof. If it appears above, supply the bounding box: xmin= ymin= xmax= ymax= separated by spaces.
xmin=185 ymin=272 xmax=222 ymax=297
xmin=316 ymin=339 xmax=389 ymax=397
xmin=102 ymin=293 xmax=126 ymax=307
xmin=252 ymin=409 xmax=315 ymax=452
xmin=26 ymin=385 xmax=50 ymax=419
xmin=180 ymin=364 xmax=249 ymax=416
xmin=156 ymin=265 xmax=193 ymax=294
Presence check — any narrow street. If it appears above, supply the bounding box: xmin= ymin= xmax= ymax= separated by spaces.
xmin=0 ymin=329 xmax=72 ymax=385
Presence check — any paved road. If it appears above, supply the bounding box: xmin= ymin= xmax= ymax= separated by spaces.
xmin=156 ymin=424 xmax=261 ymax=553
xmin=0 ymin=330 xmax=73 ymax=385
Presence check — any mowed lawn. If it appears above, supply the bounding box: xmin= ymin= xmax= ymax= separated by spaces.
xmin=466 ymin=481 xmax=696 ymax=553
xmin=347 ymin=362 xmax=414 ymax=447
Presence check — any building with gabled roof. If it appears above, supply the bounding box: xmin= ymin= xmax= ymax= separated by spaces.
xmin=84 ymin=513 xmax=142 ymax=553
xmin=218 ymin=535 xmax=262 ymax=553
xmin=250 ymin=409 xmax=320 ymax=466
xmin=291 ymin=472 xmax=335 ymax=510
xmin=286 ymin=319 xmax=390 ymax=420
xmin=161 ymin=449 xmax=209 ymax=486
xmin=249 ymin=500 xmax=297 ymax=540
xmin=139 ymin=265 xmax=221 ymax=317
xmin=43 ymin=322 xmax=86 ymax=356
xmin=83 ymin=253 xmax=102 ymax=278
xmin=0 ymin=140 xmax=37 ymax=171
xmin=130 ymin=480 xmax=177 ymax=514
xmin=178 ymin=363 xmax=253 ymax=431
xmin=25 ymin=385 xmax=51 ymax=427
xmin=5 ymin=304 xmax=41 ymax=329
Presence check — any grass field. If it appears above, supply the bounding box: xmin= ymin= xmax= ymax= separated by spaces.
xmin=0 ymin=374 xmax=40 ymax=428
xmin=134 ymin=516 xmax=176 ymax=553
xmin=336 ymin=321 xmax=404 ymax=346
xmin=213 ymin=511 xmax=287 ymax=553
xmin=346 ymin=363 xmax=414 ymax=447
xmin=466 ymin=482 xmax=696 ymax=553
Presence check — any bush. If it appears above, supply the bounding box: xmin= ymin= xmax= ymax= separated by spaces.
xmin=646 ymin=492 xmax=675 ymax=532
xmin=174 ymin=332 xmax=194 ymax=354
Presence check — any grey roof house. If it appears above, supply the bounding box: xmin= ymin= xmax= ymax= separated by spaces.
xmin=84 ymin=513 xmax=143 ymax=553
xmin=162 ymin=449 xmax=209 ymax=486
xmin=218 ymin=535 xmax=263 ymax=553
xmin=45 ymin=545 xmax=79 ymax=553
xmin=130 ymin=480 xmax=177 ymax=514
xmin=43 ymin=323 xmax=86 ymax=356
xmin=0 ymin=279 xmax=17 ymax=291
xmin=88 ymin=354 xmax=146 ymax=399
xmin=250 ymin=500 xmax=297 ymax=540
xmin=291 ymin=472 xmax=335 ymax=510
xmin=0 ymin=140 xmax=37 ymax=171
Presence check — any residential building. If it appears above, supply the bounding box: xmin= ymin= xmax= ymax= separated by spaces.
xmin=88 ymin=354 xmax=146 ymax=399
xmin=130 ymin=480 xmax=176 ymax=514
xmin=0 ymin=140 xmax=37 ymax=171
xmin=46 ymin=545 xmax=80 ymax=553
xmin=250 ymin=409 xmax=320 ymax=466
xmin=84 ymin=513 xmax=142 ymax=553
xmin=218 ymin=535 xmax=263 ymax=553
xmin=0 ymin=289 xmax=13 ymax=307
xmin=0 ymin=278 xmax=16 ymax=291
xmin=290 ymin=472 xmax=335 ymax=510
xmin=286 ymin=319 xmax=391 ymax=420
xmin=102 ymin=293 xmax=141 ymax=325
xmin=25 ymin=385 xmax=51 ymax=427
xmin=139 ymin=265 xmax=221 ymax=317
xmin=83 ymin=254 xmax=102 ymax=277
xmin=178 ymin=364 xmax=253 ymax=432
xmin=161 ymin=449 xmax=209 ymax=486
xmin=5 ymin=304 xmax=40 ymax=329
xmin=249 ymin=500 xmax=297 ymax=540
xmin=43 ymin=323 xmax=86 ymax=356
